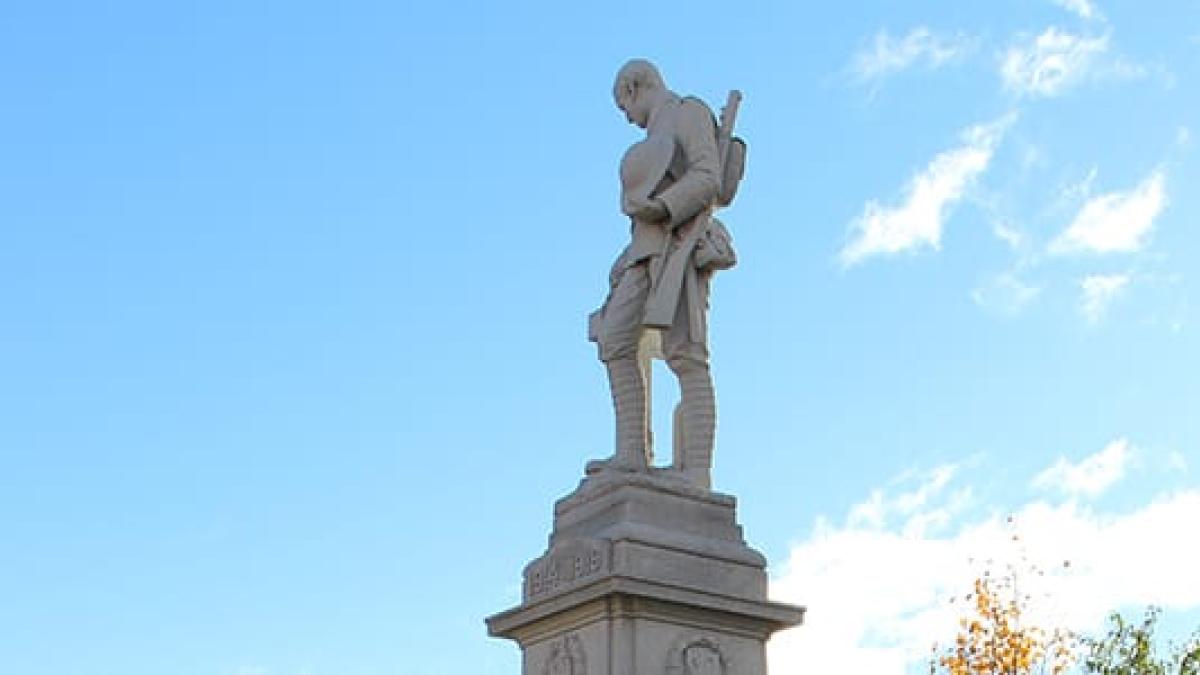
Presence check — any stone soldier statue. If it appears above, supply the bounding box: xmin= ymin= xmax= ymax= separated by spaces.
xmin=589 ymin=59 xmax=741 ymax=490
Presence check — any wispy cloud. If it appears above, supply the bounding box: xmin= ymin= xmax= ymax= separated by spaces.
xmin=1060 ymin=167 xmax=1099 ymax=205
xmin=1001 ymin=28 xmax=1109 ymax=97
xmin=1032 ymin=438 xmax=1133 ymax=497
xmin=992 ymin=220 xmax=1028 ymax=250
xmin=851 ymin=28 xmax=975 ymax=87
xmin=768 ymin=442 xmax=1200 ymax=674
xmin=840 ymin=114 xmax=1014 ymax=266
xmin=972 ymin=272 xmax=1042 ymax=317
xmin=1049 ymin=169 xmax=1167 ymax=254
xmin=1051 ymin=0 xmax=1104 ymax=22
xmin=848 ymin=464 xmax=964 ymax=533
xmin=1079 ymin=273 xmax=1131 ymax=323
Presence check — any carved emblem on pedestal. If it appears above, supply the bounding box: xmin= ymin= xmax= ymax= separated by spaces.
xmin=666 ymin=635 xmax=727 ymax=675
xmin=684 ymin=643 xmax=723 ymax=675
xmin=543 ymin=633 xmax=586 ymax=675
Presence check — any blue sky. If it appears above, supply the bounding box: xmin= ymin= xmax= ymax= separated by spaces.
xmin=1 ymin=1 xmax=1197 ymax=673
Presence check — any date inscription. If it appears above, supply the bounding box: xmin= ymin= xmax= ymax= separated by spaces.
xmin=524 ymin=540 xmax=610 ymax=600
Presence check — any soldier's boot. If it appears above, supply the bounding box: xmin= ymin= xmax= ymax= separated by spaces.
xmin=588 ymin=356 xmax=649 ymax=474
xmin=670 ymin=357 xmax=715 ymax=490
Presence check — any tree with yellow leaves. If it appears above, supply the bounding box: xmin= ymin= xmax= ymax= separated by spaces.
xmin=930 ymin=570 xmax=1077 ymax=675
xmin=931 ymin=517 xmax=1200 ymax=674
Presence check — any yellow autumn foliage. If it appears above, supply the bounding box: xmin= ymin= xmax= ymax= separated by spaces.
xmin=930 ymin=553 xmax=1077 ymax=675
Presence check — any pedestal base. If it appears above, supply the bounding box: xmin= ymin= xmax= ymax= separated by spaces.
xmin=487 ymin=470 xmax=804 ymax=674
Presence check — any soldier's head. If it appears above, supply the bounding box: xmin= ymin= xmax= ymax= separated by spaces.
xmin=613 ymin=59 xmax=666 ymax=129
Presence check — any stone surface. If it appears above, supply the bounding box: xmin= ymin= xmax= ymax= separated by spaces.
xmin=487 ymin=471 xmax=804 ymax=674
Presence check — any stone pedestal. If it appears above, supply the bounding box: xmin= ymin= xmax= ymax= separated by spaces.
xmin=487 ymin=470 xmax=804 ymax=674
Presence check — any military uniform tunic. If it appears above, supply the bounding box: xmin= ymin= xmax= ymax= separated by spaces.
xmin=596 ymin=94 xmax=720 ymax=365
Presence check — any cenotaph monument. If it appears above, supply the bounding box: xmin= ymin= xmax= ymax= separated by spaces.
xmin=487 ymin=59 xmax=804 ymax=674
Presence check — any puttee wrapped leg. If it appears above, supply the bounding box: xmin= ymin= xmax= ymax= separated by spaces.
xmin=669 ymin=357 xmax=715 ymax=489
xmin=604 ymin=356 xmax=649 ymax=470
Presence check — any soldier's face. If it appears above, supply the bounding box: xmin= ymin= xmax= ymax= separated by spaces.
xmin=615 ymin=84 xmax=649 ymax=129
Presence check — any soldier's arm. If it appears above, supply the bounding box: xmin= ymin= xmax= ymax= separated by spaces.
xmin=655 ymin=99 xmax=720 ymax=228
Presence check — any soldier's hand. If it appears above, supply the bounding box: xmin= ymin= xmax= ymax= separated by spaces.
xmin=630 ymin=198 xmax=669 ymax=223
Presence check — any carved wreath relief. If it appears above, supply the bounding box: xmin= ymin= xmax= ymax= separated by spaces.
xmin=667 ymin=635 xmax=727 ymax=675
xmin=542 ymin=633 xmax=585 ymax=675
xmin=683 ymin=643 xmax=723 ymax=675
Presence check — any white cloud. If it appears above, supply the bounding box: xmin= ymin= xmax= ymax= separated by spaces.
xmin=768 ymin=443 xmax=1200 ymax=674
xmin=992 ymin=220 xmax=1027 ymax=250
xmin=972 ymin=272 xmax=1042 ymax=317
xmin=840 ymin=114 xmax=1014 ymax=266
xmin=1078 ymin=273 xmax=1131 ymax=323
xmin=1179 ymin=126 xmax=1192 ymax=147
xmin=1001 ymin=28 xmax=1109 ymax=97
xmin=1051 ymin=0 xmax=1103 ymax=21
xmin=1032 ymin=438 xmax=1133 ymax=497
xmin=1049 ymin=170 xmax=1167 ymax=255
xmin=852 ymin=28 xmax=975 ymax=86
xmin=848 ymin=465 xmax=965 ymax=535
xmin=1107 ymin=56 xmax=1151 ymax=82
